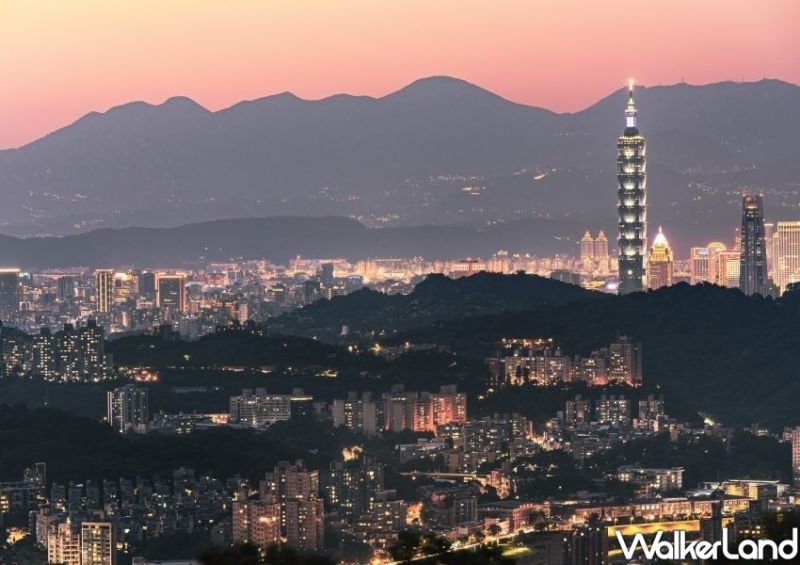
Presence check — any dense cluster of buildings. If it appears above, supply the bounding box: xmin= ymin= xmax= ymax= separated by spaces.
xmin=533 ymin=394 xmax=674 ymax=460
xmin=233 ymin=461 xmax=325 ymax=552
xmin=332 ymin=385 xmax=467 ymax=435
xmin=489 ymin=336 xmax=642 ymax=387
xmin=1 ymin=319 xmax=111 ymax=381
xmin=9 ymin=388 xmax=800 ymax=564
xmin=23 ymin=466 xmax=238 ymax=565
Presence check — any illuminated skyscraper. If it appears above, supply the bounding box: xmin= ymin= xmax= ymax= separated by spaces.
xmin=792 ymin=427 xmax=800 ymax=487
xmin=113 ymin=272 xmax=138 ymax=304
xmin=717 ymin=249 xmax=741 ymax=288
xmin=594 ymin=230 xmax=609 ymax=260
xmin=772 ymin=221 xmax=800 ymax=294
xmin=739 ymin=194 xmax=767 ymax=296
xmin=107 ymin=384 xmax=149 ymax=433
xmin=94 ymin=269 xmax=114 ymax=314
xmin=156 ymin=273 xmax=186 ymax=313
xmin=31 ymin=327 xmax=58 ymax=379
xmin=706 ymin=241 xmax=727 ymax=285
xmin=0 ymin=268 xmax=21 ymax=322
xmin=690 ymin=247 xmax=710 ymax=285
xmin=580 ymin=231 xmax=595 ymax=261
xmin=617 ymin=81 xmax=647 ymax=294
xmin=57 ymin=324 xmax=81 ymax=381
xmin=79 ymin=320 xmax=109 ymax=379
xmin=647 ymin=227 xmax=673 ymax=289
xmin=80 ymin=521 xmax=115 ymax=565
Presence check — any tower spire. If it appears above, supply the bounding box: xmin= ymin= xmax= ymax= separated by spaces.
xmin=625 ymin=79 xmax=637 ymax=130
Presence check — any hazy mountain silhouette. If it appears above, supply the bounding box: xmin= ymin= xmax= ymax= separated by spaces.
xmin=0 ymin=76 xmax=798 ymax=243
xmin=0 ymin=216 xmax=587 ymax=269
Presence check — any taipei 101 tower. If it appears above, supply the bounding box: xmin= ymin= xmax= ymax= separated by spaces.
xmin=616 ymin=80 xmax=647 ymax=294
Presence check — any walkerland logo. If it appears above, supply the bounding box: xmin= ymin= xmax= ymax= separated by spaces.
xmin=616 ymin=528 xmax=799 ymax=561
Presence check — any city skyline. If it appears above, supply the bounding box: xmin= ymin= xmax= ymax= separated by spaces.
xmin=2 ymin=2 xmax=800 ymax=563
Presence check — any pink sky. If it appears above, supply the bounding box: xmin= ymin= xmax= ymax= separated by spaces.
xmin=1 ymin=0 xmax=798 ymax=149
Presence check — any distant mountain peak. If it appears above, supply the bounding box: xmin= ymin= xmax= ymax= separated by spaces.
xmin=383 ymin=75 xmax=513 ymax=104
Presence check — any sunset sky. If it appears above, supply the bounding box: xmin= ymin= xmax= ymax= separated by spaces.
xmin=1 ymin=0 xmax=798 ymax=149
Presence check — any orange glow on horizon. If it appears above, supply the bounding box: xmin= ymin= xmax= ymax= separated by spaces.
xmin=0 ymin=0 xmax=798 ymax=148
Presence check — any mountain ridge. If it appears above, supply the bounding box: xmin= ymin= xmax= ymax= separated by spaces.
xmin=0 ymin=215 xmax=595 ymax=268
xmin=1 ymin=76 xmax=798 ymax=239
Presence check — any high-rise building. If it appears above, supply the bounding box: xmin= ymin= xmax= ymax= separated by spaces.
xmin=113 ymin=272 xmax=138 ymax=305
xmin=580 ymin=231 xmax=595 ymax=262
xmin=690 ymin=247 xmax=710 ymax=284
xmin=261 ymin=460 xmax=324 ymax=551
xmin=791 ymin=427 xmax=800 ymax=487
xmin=617 ymin=81 xmax=647 ymax=294
xmin=565 ymin=395 xmax=591 ymax=427
xmin=647 ymin=227 xmax=673 ymax=289
xmin=57 ymin=324 xmax=82 ymax=381
xmin=285 ymin=498 xmax=325 ymax=551
xmin=595 ymin=395 xmax=631 ymax=427
xmin=57 ymin=275 xmax=77 ymax=300
xmin=79 ymin=320 xmax=109 ymax=379
xmin=229 ymin=389 xmax=292 ymax=428
xmin=700 ymin=242 xmax=742 ymax=289
xmin=156 ymin=273 xmax=186 ymax=312
xmin=379 ymin=386 xmax=467 ymax=433
xmin=232 ymin=498 xmax=281 ymax=548
xmin=608 ymin=336 xmax=642 ymax=387
xmin=637 ymin=395 xmax=666 ymax=431
xmin=319 ymin=263 xmax=335 ymax=287
xmin=31 ymin=327 xmax=58 ymax=379
xmin=739 ymin=194 xmax=768 ymax=296
xmin=138 ymin=271 xmax=156 ymax=298
xmin=594 ymin=231 xmax=609 ymax=260
xmin=80 ymin=521 xmax=116 ymax=565
xmin=95 ymin=269 xmax=114 ymax=314
xmin=0 ymin=268 xmax=21 ymax=322
xmin=107 ymin=385 xmax=149 ymax=433
xmin=773 ymin=221 xmax=800 ymax=294
xmin=765 ymin=221 xmax=776 ymax=279
xmin=47 ymin=520 xmax=81 ymax=565
xmin=358 ymin=498 xmax=408 ymax=540
xmin=332 ymin=392 xmax=378 ymax=435
xmin=431 ymin=385 xmax=468 ymax=428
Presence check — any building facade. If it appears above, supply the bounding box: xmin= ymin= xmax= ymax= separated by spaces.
xmin=94 ymin=270 xmax=114 ymax=315
xmin=739 ymin=194 xmax=768 ymax=295
xmin=617 ymin=82 xmax=647 ymax=294
xmin=773 ymin=221 xmax=800 ymax=294
xmin=647 ymin=227 xmax=673 ymax=289
xmin=107 ymin=385 xmax=149 ymax=433
xmin=80 ymin=521 xmax=116 ymax=565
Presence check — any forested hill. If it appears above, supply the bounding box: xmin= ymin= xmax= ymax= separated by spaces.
xmin=266 ymin=272 xmax=598 ymax=340
xmin=399 ymin=283 xmax=800 ymax=428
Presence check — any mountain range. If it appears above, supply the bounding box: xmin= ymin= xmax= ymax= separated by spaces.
xmin=1 ymin=76 xmax=799 ymax=248
xmin=0 ymin=216 xmax=590 ymax=268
